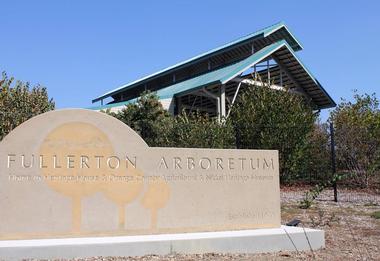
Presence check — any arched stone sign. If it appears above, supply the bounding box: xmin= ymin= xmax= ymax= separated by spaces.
xmin=0 ymin=109 xmax=280 ymax=240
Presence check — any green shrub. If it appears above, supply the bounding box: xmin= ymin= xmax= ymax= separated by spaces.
xmin=164 ymin=111 xmax=235 ymax=149
xmin=303 ymin=122 xmax=331 ymax=183
xmin=330 ymin=91 xmax=380 ymax=188
xmin=105 ymin=92 xmax=235 ymax=149
xmin=105 ymin=91 xmax=171 ymax=147
xmin=229 ymin=83 xmax=316 ymax=182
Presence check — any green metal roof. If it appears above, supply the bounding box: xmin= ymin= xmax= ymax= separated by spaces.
xmin=156 ymin=40 xmax=287 ymax=99
xmin=89 ymin=41 xmax=285 ymax=111
xmin=92 ymin=22 xmax=302 ymax=103
xmin=89 ymin=39 xmax=335 ymax=111
xmin=89 ymin=98 xmax=137 ymax=111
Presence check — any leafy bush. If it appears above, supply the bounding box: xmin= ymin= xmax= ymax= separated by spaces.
xmin=0 ymin=72 xmax=55 ymax=140
xmin=330 ymin=91 xmax=380 ymax=188
xmin=106 ymin=92 xmax=235 ymax=148
xmin=303 ymin=122 xmax=331 ymax=183
xmin=163 ymin=112 xmax=235 ymax=149
xmin=229 ymin=83 xmax=317 ymax=182
xmin=105 ymin=91 xmax=171 ymax=146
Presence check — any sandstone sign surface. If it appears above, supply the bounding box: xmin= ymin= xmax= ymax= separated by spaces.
xmin=0 ymin=109 xmax=280 ymax=240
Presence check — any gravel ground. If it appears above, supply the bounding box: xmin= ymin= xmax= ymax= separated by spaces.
xmin=24 ymin=187 xmax=380 ymax=261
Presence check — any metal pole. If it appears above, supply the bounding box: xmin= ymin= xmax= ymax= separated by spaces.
xmin=330 ymin=122 xmax=338 ymax=202
xmin=220 ymin=84 xmax=226 ymax=118
xmin=227 ymin=82 xmax=242 ymax=118
xmin=216 ymin=97 xmax=221 ymax=122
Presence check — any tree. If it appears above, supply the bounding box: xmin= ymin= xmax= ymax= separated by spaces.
xmin=106 ymin=91 xmax=171 ymax=147
xmin=0 ymin=72 xmax=55 ymax=140
xmin=330 ymin=91 xmax=380 ymax=188
xmin=229 ymin=83 xmax=317 ymax=182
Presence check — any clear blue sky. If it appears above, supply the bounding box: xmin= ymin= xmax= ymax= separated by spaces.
xmin=1 ymin=0 xmax=379 ymax=120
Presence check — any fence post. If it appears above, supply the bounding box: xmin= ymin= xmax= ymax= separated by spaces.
xmin=330 ymin=122 xmax=338 ymax=202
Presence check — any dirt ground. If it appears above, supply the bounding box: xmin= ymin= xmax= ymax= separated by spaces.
xmin=28 ymin=187 xmax=380 ymax=261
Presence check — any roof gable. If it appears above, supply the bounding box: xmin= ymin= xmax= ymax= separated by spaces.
xmin=90 ymin=39 xmax=336 ymax=110
xmin=92 ymin=22 xmax=302 ymax=103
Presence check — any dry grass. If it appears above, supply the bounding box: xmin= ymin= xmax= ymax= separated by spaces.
xmin=277 ymin=187 xmax=380 ymax=260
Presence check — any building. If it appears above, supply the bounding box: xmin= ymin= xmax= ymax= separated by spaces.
xmin=91 ymin=22 xmax=335 ymax=119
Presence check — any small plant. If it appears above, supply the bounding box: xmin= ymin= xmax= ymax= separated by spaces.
xmin=299 ymin=192 xmax=313 ymax=209
xmin=299 ymin=173 xmax=345 ymax=209
xmin=299 ymin=184 xmax=324 ymax=209
xmin=370 ymin=211 xmax=380 ymax=219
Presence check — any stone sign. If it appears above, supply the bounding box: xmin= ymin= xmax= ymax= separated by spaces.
xmin=0 ymin=109 xmax=280 ymax=240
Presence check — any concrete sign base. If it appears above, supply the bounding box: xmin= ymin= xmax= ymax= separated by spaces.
xmin=0 ymin=226 xmax=324 ymax=260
